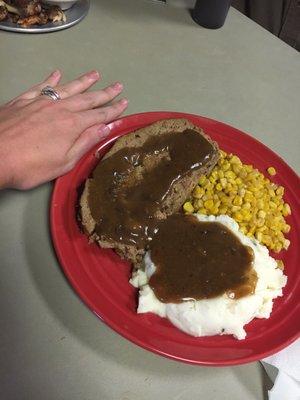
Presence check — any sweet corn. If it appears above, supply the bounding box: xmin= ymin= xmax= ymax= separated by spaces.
xmin=267 ymin=167 xmax=276 ymax=176
xmin=185 ymin=150 xmax=292 ymax=253
xmin=197 ymin=208 xmax=207 ymax=215
xmin=204 ymin=199 xmax=214 ymax=210
xmin=282 ymin=224 xmax=291 ymax=233
xmin=183 ymin=201 xmax=194 ymax=213
xmin=276 ymin=260 xmax=284 ymax=270
xmin=282 ymin=203 xmax=291 ymax=217
xmin=193 ymin=186 xmax=205 ymax=199
xmin=276 ymin=186 xmax=284 ymax=196
xmin=233 ymin=196 xmax=243 ymax=206
xmin=258 ymin=210 xmax=266 ymax=219
xmin=198 ymin=176 xmax=206 ymax=185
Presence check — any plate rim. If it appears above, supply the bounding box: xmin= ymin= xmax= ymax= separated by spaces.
xmin=51 ymin=111 xmax=300 ymax=366
xmin=0 ymin=0 xmax=89 ymax=33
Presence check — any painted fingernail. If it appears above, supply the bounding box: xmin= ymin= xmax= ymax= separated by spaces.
xmin=120 ymin=98 xmax=128 ymax=106
xmin=112 ymin=82 xmax=123 ymax=90
xmin=98 ymin=124 xmax=111 ymax=139
xmin=87 ymin=70 xmax=99 ymax=80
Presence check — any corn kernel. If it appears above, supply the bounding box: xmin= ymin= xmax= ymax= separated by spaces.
xmin=224 ymin=171 xmax=236 ymax=179
xmin=233 ymin=212 xmax=243 ymax=222
xmin=231 ymin=205 xmax=241 ymax=213
xmin=240 ymin=226 xmax=247 ymax=235
xmin=197 ymin=208 xmax=207 ymax=215
xmin=183 ymin=202 xmax=194 ymax=213
xmin=276 ymin=260 xmax=284 ymax=270
xmin=256 ymin=218 xmax=265 ymax=227
xmin=255 ymin=232 xmax=263 ymax=242
xmin=274 ymin=243 xmax=283 ymax=252
xmin=282 ymin=224 xmax=291 ymax=233
xmin=194 ymin=199 xmax=203 ymax=209
xmin=238 ymin=188 xmax=246 ymax=197
xmin=223 ymin=162 xmax=231 ymax=171
xmin=244 ymin=193 xmax=253 ymax=202
xmin=204 ymin=199 xmax=214 ymax=210
xmin=219 ymin=207 xmax=228 ymax=214
xmin=220 ymin=178 xmax=227 ymax=188
xmin=267 ymin=167 xmax=276 ymax=176
xmin=233 ymin=196 xmax=243 ymax=206
xmin=230 ymin=155 xmax=241 ymax=164
xmin=243 ymin=212 xmax=252 ymax=222
xmin=276 ymin=186 xmax=284 ymax=196
xmin=257 ymin=210 xmax=266 ymax=219
xmin=193 ymin=186 xmax=205 ymax=199
xmin=218 ymin=170 xmax=225 ymax=179
xmin=282 ymin=203 xmax=291 ymax=217
xmin=262 ymin=235 xmax=272 ymax=247
xmin=232 ymin=165 xmax=241 ymax=175
xmin=198 ymin=176 xmax=206 ymax=186
xmin=257 ymin=199 xmax=264 ymax=209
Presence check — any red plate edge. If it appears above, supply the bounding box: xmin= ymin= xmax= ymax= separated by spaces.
xmin=50 ymin=111 xmax=300 ymax=366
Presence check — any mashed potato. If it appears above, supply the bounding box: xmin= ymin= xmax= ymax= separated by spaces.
xmin=130 ymin=215 xmax=287 ymax=340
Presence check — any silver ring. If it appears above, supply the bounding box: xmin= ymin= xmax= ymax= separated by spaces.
xmin=40 ymin=85 xmax=61 ymax=101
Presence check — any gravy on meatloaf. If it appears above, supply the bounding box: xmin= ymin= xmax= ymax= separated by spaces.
xmin=88 ymin=129 xmax=215 ymax=247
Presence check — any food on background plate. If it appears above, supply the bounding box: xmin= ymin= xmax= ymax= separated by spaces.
xmin=78 ymin=117 xmax=291 ymax=340
xmin=184 ymin=150 xmax=292 ymax=254
xmin=79 ymin=118 xmax=219 ymax=265
xmin=0 ymin=0 xmax=66 ymax=27
xmin=130 ymin=214 xmax=287 ymax=340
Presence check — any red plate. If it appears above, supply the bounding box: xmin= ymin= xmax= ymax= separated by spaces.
xmin=51 ymin=112 xmax=300 ymax=366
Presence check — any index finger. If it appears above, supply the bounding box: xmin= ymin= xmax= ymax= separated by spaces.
xmin=6 ymin=70 xmax=61 ymax=104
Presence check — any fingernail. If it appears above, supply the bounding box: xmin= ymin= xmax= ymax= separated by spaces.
xmin=112 ymin=82 xmax=123 ymax=90
xmin=120 ymin=98 xmax=128 ymax=106
xmin=98 ymin=124 xmax=111 ymax=139
xmin=87 ymin=70 xmax=99 ymax=80
xmin=52 ymin=69 xmax=61 ymax=78
xmin=46 ymin=70 xmax=60 ymax=80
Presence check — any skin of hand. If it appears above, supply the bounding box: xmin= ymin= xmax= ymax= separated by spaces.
xmin=0 ymin=69 xmax=128 ymax=190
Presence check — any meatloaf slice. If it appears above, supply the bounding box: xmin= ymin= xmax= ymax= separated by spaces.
xmin=79 ymin=118 xmax=220 ymax=266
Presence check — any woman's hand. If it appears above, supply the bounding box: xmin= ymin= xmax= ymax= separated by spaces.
xmin=0 ymin=70 xmax=128 ymax=190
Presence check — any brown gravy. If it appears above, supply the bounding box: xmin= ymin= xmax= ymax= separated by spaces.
xmin=149 ymin=215 xmax=257 ymax=302
xmin=88 ymin=129 xmax=215 ymax=247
